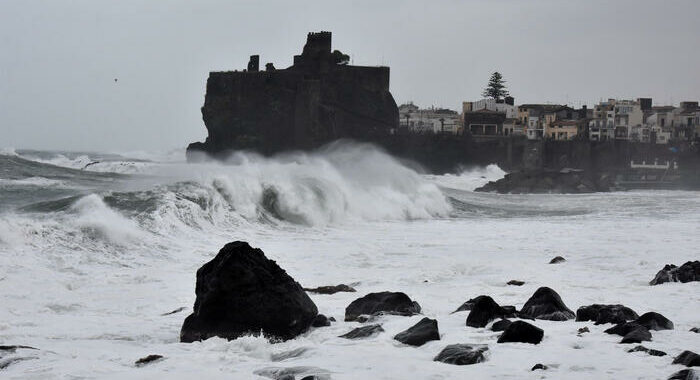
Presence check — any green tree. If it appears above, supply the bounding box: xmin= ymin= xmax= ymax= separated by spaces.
xmin=331 ymin=50 xmax=350 ymax=65
xmin=482 ymin=72 xmax=509 ymax=101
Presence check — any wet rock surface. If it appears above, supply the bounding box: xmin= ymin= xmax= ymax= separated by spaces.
xmin=0 ymin=345 xmax=39 ymax=370
xmin=311 ymin=314 xmax=331 ymax=327
xmin=576 ymin=304 xmax=639 ymax=325
xmin=668 ymin=369 xmax=699 ymax=380
xmin=636 ymin=312 xmax=673 ymax=331
xmin=497 ymin=320 xmax=544 ymax=344
xmin=135 ymin=355 xmax=164 ymax=367
xmin=549 ymin=256 xmax=566 ymax=264
xmin=620 ymin=327 xmax=652 ymax=344
xmin=491 ymin=319 xmax=512 ymax=332
xmin=627 ymin=345 xmax=667 ymax=356
xmin=253 ymin=366 xmax=331 ymax=380
xmin=339 ymin=324 xmax=384 ymax=339
xmin=433 ymin=344 xmax=488 ymax=365
xmin=673 ymin=351 xmax=700 ymax=367
xmin=605 ymin=322 xmax=645 ymax=336
xmin=475 ymin=169 xmax=612 ymax=194
xmin=466 ymin=296 xmax=508 ymax=328
xmin=394 ymin=317 xmax=440 ymax=347
xmin=180 ymin=241 xmax=318 ymax=343
xmin=304 ymin=284 xmax=356 ymax=295
xmin=345 ymin=292 xmax=420 ymax=321
xmin=519 ymin=287 xmax=575 ymax=321
xmin=649 ymin=261 xmax=700 ymax=285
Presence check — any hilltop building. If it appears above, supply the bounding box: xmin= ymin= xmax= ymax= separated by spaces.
xmin=187 ymin=31 xmax=398 ymax=158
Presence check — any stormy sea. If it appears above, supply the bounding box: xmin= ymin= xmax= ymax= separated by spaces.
xmin=0 ymin=143 xmax=698 ymax=379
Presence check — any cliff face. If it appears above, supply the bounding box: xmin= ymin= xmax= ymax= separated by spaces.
xmin=187 ymin=32 xmax=399 ymax=158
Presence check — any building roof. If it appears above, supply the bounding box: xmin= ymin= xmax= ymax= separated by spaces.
xmin=652 ymin=106 xmax=676 ymax=112
xmin=551 ymin=120 xmax=580 ymax=126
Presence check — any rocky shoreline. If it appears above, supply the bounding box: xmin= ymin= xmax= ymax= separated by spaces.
xmin=171 ymin=242 xmax=698 ymax=379
xmin=475 ymin=169 xmax=615 ymax=194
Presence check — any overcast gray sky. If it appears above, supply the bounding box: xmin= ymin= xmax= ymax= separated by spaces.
xmin=1 ymin=0 xmax=699 ymax=152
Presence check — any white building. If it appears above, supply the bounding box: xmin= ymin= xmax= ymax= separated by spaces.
xmin=399 ymin=103 xmax=461 ymax=134
xmin=462 ymin=98 xmax=518 ymax=119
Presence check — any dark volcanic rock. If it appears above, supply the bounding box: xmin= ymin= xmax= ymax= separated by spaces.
xmin=393 ymin=317 xmax=440 ymax=346
xmin=491 ymin=319 xmax=512 ymax=332
xmin=673 ymin=351 xmax=700 ymax=367
xmin=507 ymin=280 xmax=525 ymax=286
xmin=135 ymin=355 xmax=164 ymax=367
xmin=549 ymin=256 xmax=566 ymax=264
xmin=253 ymin=366 xmax=331 ymax=380
xmin=627 ymin=345 xmax=667 ymax=356
xmin=344 ymin=292 xmax=420 ymax=321
xmin=466 ymin=296 xmax=507 ymax=328
xmin=304 ymin=284 xmax=356 ymax=295
xmin=501 ymin=306 xmax=518 ymax=317
xmin=161 ymin=307 xmax=187 ymax=316
xmin=453 ymin=295 xmax=492 ymax=313
xmin=519 ymin=287 xmax=575 ymax=321
xmin=433 ymin=344 xmax=488 ymax=365
xmin=576 ymin=304 xmax=639 ymax=325
xmin=636 ymin=312 xmax=673 ymax=331
xmin=669 ymin=369 xmax=699 ymax=380
xmin=339 ymin=324 xmax=384 ymax=339
xmin=650 ymin=261 xmax=700 ymax=285
xmin=475 ymin=169 xmax=612 ymax=194
xmin=531 ymin=363 xmax=548 ymax=371
xmin=497 ymin=320 xmax=544 ymax=344
xmin=0 ymin=345 xmax=37 ymax=352
xmin=620 ymin=327 xmax=652 ymax=344
xmin=180 ymin=241 xmax=318 ymax=343
xmin=605 ymin=322 xmax=645 ymax=337
xmin=311 ymin=314 xmax=331 ymax=327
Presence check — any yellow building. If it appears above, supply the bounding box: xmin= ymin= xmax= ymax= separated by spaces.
xmin=546 ymin=120 xmax=581 ymax=140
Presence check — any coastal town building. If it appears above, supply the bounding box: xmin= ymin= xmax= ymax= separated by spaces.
xmin=462 ymin=97 xmax=517 ymax=119
xmin=547 ymin=120 xmax=585 ymax=140
xmin=518 ymin=104 xmax=585 ymax=140
xmin=674 ymin=101 xmax=700 ymax=140
xmin=463 ymin=109 xmax=507 ymax=136
xmin=462 ymin=97 xmax=524 ymax=137
xmin=398 ymin=103 xmax=461 ymax=134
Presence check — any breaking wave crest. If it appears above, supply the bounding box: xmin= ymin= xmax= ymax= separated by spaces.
xmin=0 ymin=142 xmax=452 ymax=254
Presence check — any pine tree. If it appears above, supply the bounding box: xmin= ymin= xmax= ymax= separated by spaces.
xmin=481 ymin=72 xmax=509 ymax=101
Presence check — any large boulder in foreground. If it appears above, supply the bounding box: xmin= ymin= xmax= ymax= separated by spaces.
xmin=650 ymin=261 xmax=700 ymax=285
xmin=433 ymin=344 xmax=488 ymax=365
xmin=519 ymin=287 xmax=575 ymax=321
xmin=344 ymin=292 xmax=421 ymax=322
xmin=394 ymin=317 xmax=440 ymax=346
xmin=576 ymin=304 xmax=639 ymax=325
xmin=180 ymin=241 xmax=318 ymax=343
xmin=497 ymin=320 xmax=544 ymax=344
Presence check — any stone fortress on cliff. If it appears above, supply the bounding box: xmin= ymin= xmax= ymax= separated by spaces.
xmin=187 ymin=31 xmax=399 ymax=159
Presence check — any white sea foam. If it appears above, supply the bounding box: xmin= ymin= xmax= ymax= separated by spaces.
xmin=0 ymin=145 xmax=698 ymax=379
xmin=426 ymin=164 xmax=506 ymax=191
xmin=0 ymin=147 xmax=18 ymax=156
